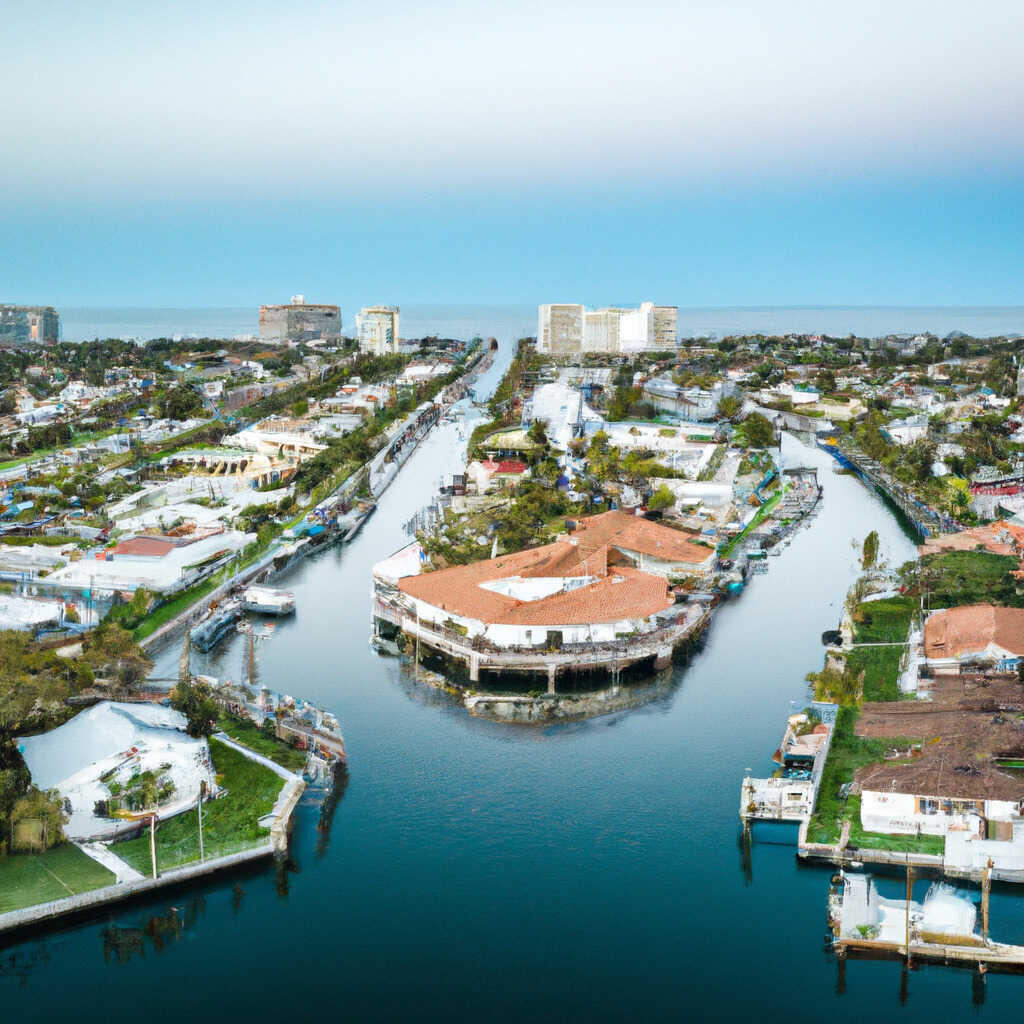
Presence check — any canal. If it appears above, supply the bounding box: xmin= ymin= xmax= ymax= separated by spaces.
xmin=4 ymin=343 xmax=1023 ymax=1019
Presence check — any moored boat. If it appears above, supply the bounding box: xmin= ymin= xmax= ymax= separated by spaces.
xmin=241 ymin=586 xmax=296 ymax=615
xmin=191 ymin=600 xmax=242 ymax=651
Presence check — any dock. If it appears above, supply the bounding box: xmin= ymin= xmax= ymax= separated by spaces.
xmin=828 ymin=866 xmax=1024 ymax=974
xmin=374 ymin=597 xmax=711 ymax=691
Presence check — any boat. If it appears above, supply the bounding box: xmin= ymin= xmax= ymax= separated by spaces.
xmin=343 ymin=502 xmax=376 ymax=543
xmin=241 ymin=586 xmax=295 ymax=615
xmin=191 ymin=600 xmax=242 ymax=652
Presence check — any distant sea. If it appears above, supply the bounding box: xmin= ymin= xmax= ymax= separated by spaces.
xmin=57 ymin=304 xmax=1024 ymax=343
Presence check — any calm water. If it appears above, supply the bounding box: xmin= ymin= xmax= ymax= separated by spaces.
xmin=5 ymin=331 xmax=1024 ymax=1020
xmin=58 ymin=304 xmax=1024 ymax=342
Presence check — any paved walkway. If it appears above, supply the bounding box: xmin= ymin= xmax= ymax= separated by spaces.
xmin=212 ymin=732 xmax=299 ymax=782
xmin=76 ymin=841 xmax=145 ymax=883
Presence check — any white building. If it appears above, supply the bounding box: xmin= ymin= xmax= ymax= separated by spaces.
xmin=538 ymin=302 xmax=677 ymax=355
xmin=258 ymin=295 xmax=341 ymax=345
xmin=356 ymin=306 xmax=400 ymax=355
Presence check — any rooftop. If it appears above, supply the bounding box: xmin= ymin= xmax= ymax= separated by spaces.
xmin=924 ymin=604 xmax=1024 ymax=660
xmin=392 ymin=511 xmax=710 ymax=626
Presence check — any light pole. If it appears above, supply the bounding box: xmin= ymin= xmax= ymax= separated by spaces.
xmin=198 ymin=779 xmax=207 ymax=862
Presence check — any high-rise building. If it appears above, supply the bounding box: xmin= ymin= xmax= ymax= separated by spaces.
xmin=0 ymin=305 xmax=60 ymax=346
xmin=258 ymin=295 xmax=341 ymax=345
xmin=538 ymin=302 xmax=676 ymax=355
xmin=356 ymin=306 xmax=400 ymax=355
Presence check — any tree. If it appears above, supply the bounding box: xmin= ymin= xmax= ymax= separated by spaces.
xmin=815 ymin=369 xmax=837 ymax=393
xmin=527 ymin=420 xmax=548 ymax=446
xmin=716 ymin=395 xmax=741 ymax=421
xmin=170 ymin=679 xmax=219 ymax=737
xmin=158 ymin=385 xmax=204 ymax=420
xmin=647 ymin=484 xmax=676 ymax=513
xmin=743 ymin=413 xmax=775 ymax=449
xmin=861 ymin=530 xmax=880 ymax=570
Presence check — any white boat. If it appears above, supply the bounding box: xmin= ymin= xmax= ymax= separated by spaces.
xmin=241 ymin=586 xmax=296 ymax=615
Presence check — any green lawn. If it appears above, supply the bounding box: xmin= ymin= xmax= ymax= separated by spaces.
xmin=111 ymin=737 xmax=284 ymax=875
xmin=134 ymin=575 xmax=225 ymax=640
xmin=0 ymin=844 xmax=115 ymax=914
xmin=807 ymin=706 xmax=916 ymax=845
xmin=216 ymin=714 xmax=306 ymax=773
xmin=846 ymin=795 xmax=946 ymax=856
xmin=846 ymin=646 xmax=905 ymax=702
xmin=921 ymin=550 xmax=1024 ymax=608
xmin=852 ymin=596 xmax=915 ymax=643
xmin=847 ymin=596 xmax=915 ymax=702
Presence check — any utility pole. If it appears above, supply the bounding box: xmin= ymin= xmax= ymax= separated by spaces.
xmin=149 ymin=814 xmax=158 ymax=879
xmin=982 ymin=857 xmax=993 ymax=939
xmin=905 ymin=854 xmax=914 ymax=967
xmin=198 ymin=780 xmax=207 ymax=863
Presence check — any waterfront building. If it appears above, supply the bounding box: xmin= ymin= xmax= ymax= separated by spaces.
xmin=356 ymin=305 xmax=400 ymax=355
xmin=372 ymin=510 xmax=714 ymax=687
xmin=259 ymin=295 xmax=341 ymax=345
xmin=0 ymin=304 xmax=60 ymax=345
xmin=537 ymin=302 xmax=677 ymax=355
xmin=923 ymin=603 xmax=1024 ymax=671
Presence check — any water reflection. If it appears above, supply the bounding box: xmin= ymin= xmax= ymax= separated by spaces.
xmin=316 ymin=765 xmax=350 ymax=859
xmin=102 ymin=895 xmax=207 ymax=964
xmin=0 ymin=946 xmax=51 ymax=989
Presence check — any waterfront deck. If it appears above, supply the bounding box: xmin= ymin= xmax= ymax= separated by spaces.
xmin=829 ymin=870 xmax=1024 ymax=973
xmin=373 ymin=597 xmax=710 ymax=689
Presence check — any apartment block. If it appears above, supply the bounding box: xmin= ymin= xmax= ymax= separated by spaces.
xmin=538 ymin=302 xmax=676 ymax=355
xmin=259 ymin=295 xmax=341 ymax=345
xmin=356 ymin=306 xmax=400 ymax=355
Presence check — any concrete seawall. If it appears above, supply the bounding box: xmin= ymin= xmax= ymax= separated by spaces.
xmin=0 ymin=842 xmax=273 ymax=937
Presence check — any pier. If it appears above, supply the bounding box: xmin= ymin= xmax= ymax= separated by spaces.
xmin=373 ymin=596 xmax=710 ymax=690
xmin=828 ymin=867 xmax=1024 ymax=975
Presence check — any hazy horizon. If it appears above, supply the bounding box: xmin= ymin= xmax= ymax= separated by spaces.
xmin=4 ymin=1 xmax=1023 ymax=306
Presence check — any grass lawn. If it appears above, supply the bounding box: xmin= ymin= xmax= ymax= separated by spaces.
xmin=111 ymin=737 xmax=284 ymax=875
xmin=807 ymin=706 xmax=916 ymax=845
xmin=852 ymin=596 xmax=915 ymax=644
xmin=847 ymin=596 xmax=915 ymax=702
xmin=216 ymin=714 xmax=306 ymax=773
xmin=846 ymin=795 xmax=946 ymax=856
xmin=0 ymin=845 xmax=115 ymax=914
xmin=846 ymin=646 xmax=905 ymax=702
xmin=921 ymin=550 xmax=1024 ymax=608
xmin=134 ymin=575 xmax=225 ymax=640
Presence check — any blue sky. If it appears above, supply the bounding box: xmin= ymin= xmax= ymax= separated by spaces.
xmin=3 ymin=0 xmax=1023 ymax=306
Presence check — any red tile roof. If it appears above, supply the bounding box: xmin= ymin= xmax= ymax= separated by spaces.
xmin=925 ymin=604 xmax=1024 ymax=660
xmin=109 ymin=536 xmax=179 ymax=557
xmin=396 ymin=511 xmax=710 ymax=626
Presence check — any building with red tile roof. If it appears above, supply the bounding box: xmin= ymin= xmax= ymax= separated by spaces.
xmin=924 ymin=604 xmax=1024 ymax=668
xmin=375 ymin=510 xmax=714 ymax=651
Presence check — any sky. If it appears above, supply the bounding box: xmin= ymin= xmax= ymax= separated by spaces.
xmin=3 ymin=0 xmax=1023 ymax=307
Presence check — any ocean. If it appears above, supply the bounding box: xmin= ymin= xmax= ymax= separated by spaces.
xmin=57 ymin=304 xmax=1024 ymax=343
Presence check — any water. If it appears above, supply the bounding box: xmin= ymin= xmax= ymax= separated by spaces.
xmin=4 ymin=330 xmax=1024 ymax=1019
xmin=57 ymin=304 xmax=1024 ymax=342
